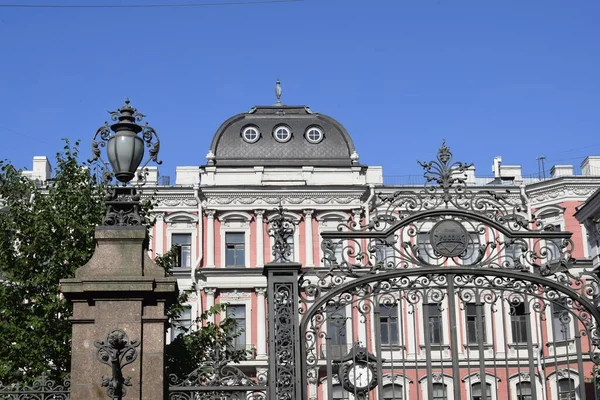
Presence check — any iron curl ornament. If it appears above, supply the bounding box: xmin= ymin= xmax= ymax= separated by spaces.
xmin=94 ymin=329 xmax=140 ymax=400
xmin=267 ymin=204 xmax=298 ymax=263
xmin=88 ymin=99 xmax=162 ymax=226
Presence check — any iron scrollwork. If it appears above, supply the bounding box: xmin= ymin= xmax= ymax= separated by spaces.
xmin=94 ymin=329 xmax=140 ymax=399
xmin=299 ymin=142 xmax=600 ymax=399
xmin=168 ymin=341 xmax=267 ymax=400
xmin=268 ymin=204 xmax=298 ymax=263
xmin=88 ymin=99 xmax=161 ymax=227
xmin=0 ymin=373 xmax=71 ymax=399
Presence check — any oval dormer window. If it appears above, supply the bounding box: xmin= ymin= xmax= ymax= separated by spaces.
xmin=242 ymin=126 xmax=260 ymax=143
xmin=305 ymin=126 xmax=324 ymax=144
xmin=273 ymin=125 xmax=292 ymax=143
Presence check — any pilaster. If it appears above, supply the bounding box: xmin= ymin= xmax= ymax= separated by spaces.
xmin=304 ymin=209 xmax=314 ymax=267
xmin=206 ymin=210 xmax=216 ymax=268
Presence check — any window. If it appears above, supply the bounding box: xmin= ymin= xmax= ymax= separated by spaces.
xmin=242 ymin=126 xmax=260 ymax=143
xmin=506 ymin=239 xmax=523 ymax=266
xmin=227 ymin=305 xmax=246 ymax=351
xmin=471 ymin=382 xmax=491 ymax=400
xmin=172 ymin=233 xmax=192 ymax=269
xmin=432 ymin=383 xmax=447 ymax=400
xmin=510 ymin=303 xmax=529 ymax=344
xmin=379 ymin=303 xmax=399 ymax=346
xmin=273 ymin=125 xmax=291 ymax=142
xmin=552 ymin=302 xmax=572 ymax=340
xmin=516 ymin=382 xmax=532 ymax=400
xmin=326 ymin=305 xmax=347 ymax=359
xmin=558 ymin=378 xmax=576 ymax=400
xmin=417 ymin=233 xmax=433 ymax=264
xmin=225 ymin=233 xmax=245 ymax=267
xmin=383 ymin=384 xmax=404 ymax=400
xmin=305 ymin=126 xmax=324 ymax=144
xmin=548 ymin=224 xmax=563 ymax=262
xmin=376 ymin=235 xmax=395 ymax=266
xmin=466 ymin=303 xmax=487 ymax=344
xmin=171 ymin=307 xmax=192 ymax=341
xmin=425 ymin=304 xmax=443 ymax=345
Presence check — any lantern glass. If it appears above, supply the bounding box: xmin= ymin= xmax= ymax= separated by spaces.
xmin=107 ymin=132 xmax=144 ymax=183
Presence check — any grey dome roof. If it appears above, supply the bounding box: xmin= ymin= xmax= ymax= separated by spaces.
xmin=207 ymin=105 xmax=358 ymax=167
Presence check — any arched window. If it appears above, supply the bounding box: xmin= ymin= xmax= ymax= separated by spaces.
xmin=383 ymin=384 xmax=404 ymax=400
xmin=516 ymin=382 xmax=532 ymax=400
xmin=558 ymin=378 xmax=576 ymax=400
xmin=471 ymin=382 xmax=492 ymax=400
xmin=432 ymin=383 xmax=447 ymax=400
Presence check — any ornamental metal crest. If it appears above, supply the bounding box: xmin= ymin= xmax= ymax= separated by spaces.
xmin=95 ymin=329 xmax=140 ymax=399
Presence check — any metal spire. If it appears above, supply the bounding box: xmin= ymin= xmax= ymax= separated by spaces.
xmin=275 ymin=78 xmax=282 ymax=106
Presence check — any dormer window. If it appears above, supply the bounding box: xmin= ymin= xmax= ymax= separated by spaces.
xmin=273 ymin=125 xmax=292 ymax=143
xmin=305 ymin=126 xmax=324 ymax=144
xmin=242 ymin=126 xmax=260 ymax=143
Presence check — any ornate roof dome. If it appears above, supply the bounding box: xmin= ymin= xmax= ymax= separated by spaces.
xmin=207 ymin=91 xmax=359 ymax=167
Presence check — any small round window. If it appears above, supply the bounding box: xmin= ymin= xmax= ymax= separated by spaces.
xmin=305 ymin=127 xmax=324 ymax=144
xmin=242 ymin=126 xmax=260 ymax=143
xmin=273 ymin=125 xmax=292 ymax=143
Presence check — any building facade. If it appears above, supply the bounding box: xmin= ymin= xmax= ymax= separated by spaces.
xmin=28 ymin=97 xmax=600 ymax=400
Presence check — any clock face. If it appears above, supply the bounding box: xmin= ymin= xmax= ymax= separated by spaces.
xmin=347 ymin=363 xmax=373 ymax=389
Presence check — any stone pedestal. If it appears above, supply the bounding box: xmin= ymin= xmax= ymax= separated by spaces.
xmin=61 ymin=226 xmax=178 ymax=400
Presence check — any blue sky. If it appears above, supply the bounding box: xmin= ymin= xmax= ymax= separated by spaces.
xmin=0 ymin=0 xmax=598 ymax=181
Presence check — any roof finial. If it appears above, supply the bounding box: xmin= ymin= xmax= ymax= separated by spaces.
xmin=275 ymin=78 xmax=282 ymax=106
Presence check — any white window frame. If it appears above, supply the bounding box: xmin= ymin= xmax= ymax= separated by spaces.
xmin=241 ymin=126 xmax=260 ymax=143
xmin=547 ymin=370 xmax=580 ymax=400
xmin=537 ymin=205 xmax=566 ymax=262
xmin=508 ymin=373 xmax=543 ymax=400
xmin=322 ymin=302 xmax=352 ymax=359
xmin=165 ymin=212 xmax=199 ymax=269
xmin=503 ymin=297 xmax=539 ymax=350
xmin=419 ymin=374 xmax=454 ymax=400
xmin=219 ymin=293 xmax=253 ymax=352
xmin=544 ymin=299 xmax=577 ymax=356
xmin=463 ymin=373 xmax=500 ymax=400
xmin=166 ymin=300 xmax=197 ymax=345
xmin=305 ymin=126 xmax=324 ymax=144
xmin=273 ymin=125 xmax=292 ymax=143
xmin=219 ymin=211 xmax=252 ymax=268
xmin=381 ymin=373 xmax=412 ymax=400
xmin=267 ymin=210 xmax=301 ymax=263
xmin=418 ymin=296 xmax=450 ymax=352
xmin=461 ymin=301 xmax=494 ymax=348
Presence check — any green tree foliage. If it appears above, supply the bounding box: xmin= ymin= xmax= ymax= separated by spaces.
xmin=0 ymin=140 xmax=105 ymax=384
xmin=155 ymin=249 xmax=248 ymax=379
xmin=0 ymin=142 xmax=246 ymax=384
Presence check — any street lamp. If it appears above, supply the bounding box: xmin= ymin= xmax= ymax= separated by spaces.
xmin=89 ymin=99 xmax=161 ymax=226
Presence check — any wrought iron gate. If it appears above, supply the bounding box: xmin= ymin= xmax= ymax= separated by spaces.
xmin=299 ymin=143 xmax=600 ymax=400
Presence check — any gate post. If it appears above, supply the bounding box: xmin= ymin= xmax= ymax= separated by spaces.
xmin=264 ymin=261 xmax=302 ymax=400
xmin=60 ymin=226 xmax=178 ymax=400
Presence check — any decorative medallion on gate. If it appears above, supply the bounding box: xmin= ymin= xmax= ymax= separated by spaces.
xmin=429 ymin=219 xmax=469 ymax=257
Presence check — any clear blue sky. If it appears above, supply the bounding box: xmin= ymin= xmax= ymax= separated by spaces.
xmin=0 ymin=0 xmax=598 ymax=180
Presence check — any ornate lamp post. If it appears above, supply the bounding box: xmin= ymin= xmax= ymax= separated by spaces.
xmin=89 ymin=99 xmax=161 ymax=226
